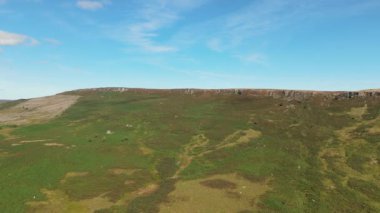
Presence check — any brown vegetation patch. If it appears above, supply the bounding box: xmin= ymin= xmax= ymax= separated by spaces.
xmin=0 ymin=149 xmax=10 ymax=158
xmin=124 ymin=180 xmax=136 ymax=185
xmin=60 ymin=172 xmax=89 ymax=184
xmin=139 ymin=144 xmax=154 ymax=155
xmin=0 ymin=126 xmax=18 ymax=140
xmin=29 ymin=175 xmax=160 ymax=212
xmin=108 ymin=168 xmax=138 ymax=176
xmin=200 ymin=179 xmax=237 ymax=190
xmin=27 ymin=189 xmax=113 ymax=213
xmin=347 ymin=104 xmax=368 ymax=120
xmin=368 ymin=123 xmax=380 ymax=135
xmin=160 ymin=173 xmax=271 ymax=213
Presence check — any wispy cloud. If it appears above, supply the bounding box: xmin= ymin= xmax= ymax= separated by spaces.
xmin=181 ymin=69 xmax=249 ymax=80
xmin=76 ymin=0 xmax=109 ymax=11
xmin=120 ymin=9 xmax=179 ymax=53
xmin=207 ymin=38 xmax=223 ymax=52
xmin=236 ymin=53 xmax=266 ymax=64
xmin=171 ymin=0 xmax=380 ymax=53
xmin=106 ymin=0 xmax=207 ymax=53
xmin=0 ymin=30 xmax=38 ymax=46
xmin=44 ymin=38 xmax=62 ymax=45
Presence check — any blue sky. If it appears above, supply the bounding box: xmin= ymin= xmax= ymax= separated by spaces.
xmin=0 ymin=0 xmax=380 ymax=99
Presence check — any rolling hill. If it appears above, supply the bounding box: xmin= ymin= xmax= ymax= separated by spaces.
xmin=0 ymin=88 xmax=379 ymax=212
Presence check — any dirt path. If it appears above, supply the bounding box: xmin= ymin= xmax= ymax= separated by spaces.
xmin=318 ymin=104 xmax=380 ymax=190
xmin=173 ymin=134 xmax=209 ymax=178
xmin=173 ymin=129 xmax=262 ymax=179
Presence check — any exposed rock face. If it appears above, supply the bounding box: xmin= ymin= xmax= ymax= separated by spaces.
xmin=0 ymin=95 xmax=80 ymax=125
xmin=361 ymin=89 xmax=380 ymax=92
xmin=64 ymin=88 xmax=380 ymax=101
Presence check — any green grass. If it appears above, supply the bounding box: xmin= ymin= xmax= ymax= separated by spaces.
xmin=0 ymin=91 xmax=379 ymax=212
xmin=347 ymin=178 xmax=380 ymax=201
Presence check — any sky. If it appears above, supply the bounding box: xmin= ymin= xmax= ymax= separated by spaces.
xmin=0 ymin=0 xmax=380 ymax=99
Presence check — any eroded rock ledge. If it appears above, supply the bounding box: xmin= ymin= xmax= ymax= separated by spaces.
xmin=65 ymin=88 xmax=380 ymax=101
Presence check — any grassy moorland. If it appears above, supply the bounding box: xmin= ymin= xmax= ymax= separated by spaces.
xmin=0 ymin=89 xmax=379 ymax=212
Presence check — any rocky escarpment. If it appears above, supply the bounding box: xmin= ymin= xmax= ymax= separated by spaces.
xmin=64 ymin=88 xmax=380 ymax=101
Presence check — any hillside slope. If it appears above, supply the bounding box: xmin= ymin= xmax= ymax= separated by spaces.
xmin=0 ymin=88 xmax=379 ymax=212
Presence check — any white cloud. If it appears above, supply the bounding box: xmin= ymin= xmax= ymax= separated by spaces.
xmin=76 ymin=0 xmax=108 ymax=11
xmin=0 ymin=30 xmax=38 ymax=46
xmin=0 ymin=31 xmax=25 ymax=46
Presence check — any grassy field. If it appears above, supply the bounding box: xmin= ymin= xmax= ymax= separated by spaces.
xmin=0 ymin=90 xmax=379 ymax=212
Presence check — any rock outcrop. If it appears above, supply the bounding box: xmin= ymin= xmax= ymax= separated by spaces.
xmin=64 ymin=88 xmax=380 ymax=101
